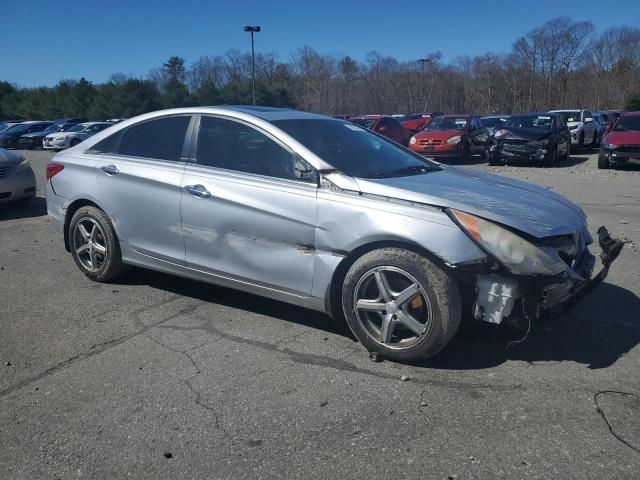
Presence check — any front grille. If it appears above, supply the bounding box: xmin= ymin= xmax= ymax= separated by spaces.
xmin=0 ymin=166 xmax=11 ymax=178
xmin=419 ymin=139 xmax=443 ymax=146
xmin=615 ymin=145 xmax=640 ymax=154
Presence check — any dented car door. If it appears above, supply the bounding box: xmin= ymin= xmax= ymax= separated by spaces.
xmin=181 ymin=115 xmax=318 ymax=296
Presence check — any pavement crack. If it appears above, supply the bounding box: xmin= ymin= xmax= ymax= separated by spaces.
xmin=0 ymin=294 xmax=188 ymax=399
xmin=158 ymin=312 xmax=518 ymax=395
xmin=144 ymin=334 xmax=235 ymax=446
xmin=594 ymin=390 xmax=640 ymax=455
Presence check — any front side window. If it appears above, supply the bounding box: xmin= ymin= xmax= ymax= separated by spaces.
xmin=118 ymin=116 xmax=191 ymax=161
xmin=196 ymin=116 xmax=316 ymax=183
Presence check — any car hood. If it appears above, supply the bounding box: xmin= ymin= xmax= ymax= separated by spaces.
xmin=414 ymin=129 xmax=464 ymax=140
xmin=354 ymin=166 xmax=586 ymax=238
xmin=498 ymin=127 xmax=553 ymax=141
xmin=605 ymin=130 xmax=640 ymax=145
xmin=0 ymin=148 xmax=24 ymax=165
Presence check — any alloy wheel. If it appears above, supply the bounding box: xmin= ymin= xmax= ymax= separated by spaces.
xmin=72 ymin=217 xmax=108 ymax=272
xmin=352 ymin=266 xmax=433 ymax=349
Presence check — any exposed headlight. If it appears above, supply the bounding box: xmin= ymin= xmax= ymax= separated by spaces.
xmin=447 ymin=135 xmax=462 ymax=145
xmin=54 ymin=136 xmax=66 ymax=141
xmin=494 ymin=129 xmax=509 ymax=138
xmin=451 ymin=209 xmax=568 ymax=276
xmin=409 ymin=136 xmax=416 ymax=145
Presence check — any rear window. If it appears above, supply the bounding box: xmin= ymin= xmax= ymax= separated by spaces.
xmin=350 ymin=118 xmax=377 ymax=129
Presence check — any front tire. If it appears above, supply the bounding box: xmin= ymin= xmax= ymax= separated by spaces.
xmin=598 ymin=155 xmax=610 ymax=169
xmin=69 ymin=206 xmax=128 ymax=282
xmin=70 ymin=139 xmax=81 ymax=147
xmin=341 ymin=248 xmax=462 ymax=362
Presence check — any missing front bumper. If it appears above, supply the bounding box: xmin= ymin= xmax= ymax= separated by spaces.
xmin=472 ymin=226 xmax=623 ymax=324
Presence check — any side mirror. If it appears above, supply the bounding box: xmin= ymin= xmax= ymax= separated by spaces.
xmin=585 ymin=117 xmax=593 ymax=123
xmin=377 ymin=126 xmax=387 ymax=133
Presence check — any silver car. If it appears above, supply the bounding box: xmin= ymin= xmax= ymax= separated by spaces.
xmin=45 ymin=107 xmax=623 ymax=361
xmin=0 ymin=148 xmax=36 ymax=205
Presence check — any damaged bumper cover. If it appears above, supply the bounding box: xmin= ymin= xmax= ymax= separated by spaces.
xmin=473 ymin=227 xmax=623 ymax=324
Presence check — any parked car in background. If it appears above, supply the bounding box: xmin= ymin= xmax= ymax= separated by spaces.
xmin=43 ymin=122 xmax=112 ymax=150
xmin=598 ymin=111 xmax=640 ymax=169
xmin=408 ymin=114 xmax=488 ymax=160
xmin=0 ymin=120 xmax=22 ymax=132
xmin=45 ymin=106 xmax=623 ymax=362
xmin=489 ymin=113 xmax=570 ymax=167
xmin=591 ymin=111 xmax=617 ymax=145
xmin=348 ymin=115 xmax=411 ymax=146
xmin=0 ymin=121 xmax=53 ymax=149
xmin=0 ymin=148 xmax=36 ymax=205
xmin=398 ymin=112 xmax=444 ymax=133
xmin=19 ymin=121 xmax=82 ymax=149
xmin=548 ymin=109 xmax=596 ymax=148
xmin=480 ymin=115 xmax=509 ymax=138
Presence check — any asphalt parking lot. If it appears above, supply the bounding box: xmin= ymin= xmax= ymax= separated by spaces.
xmin=1 ymin=150 xmax=639 ymax=479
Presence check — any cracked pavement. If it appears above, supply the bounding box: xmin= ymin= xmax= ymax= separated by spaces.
xmin=1 ymin=150 xmax=639 ymax=479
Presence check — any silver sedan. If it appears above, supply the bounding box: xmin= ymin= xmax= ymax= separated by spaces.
xmin=0 ymin=148 xmax=36 ymax=205
xmin=44 ymin=107 xmax=623 ymax=361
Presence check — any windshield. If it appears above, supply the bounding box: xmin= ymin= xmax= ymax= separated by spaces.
xmin=554 ymin=111 xmax=580 ymax=123
xmin=613 ymin=115 xmax=640 ymax=131
xmin=350 ymin=118 xmax=377 ymax=129
xmin=67 ymin=123 xmax=90 ymax=132
xmin=481 ymin=117 xmax=507 ymax=128
xmin=505 ymin=115 xmax=553 ymax=130
xmin=426 ymin=116 xmax=467 ymax=130
xmin=59 ymin=123 xmax=78 ymax=132
xmin=273 ymin=119 xmax=439 ymax=179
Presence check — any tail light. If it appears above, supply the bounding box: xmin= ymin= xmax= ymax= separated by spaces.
xmin=46 ymin=162 xmax=64 ymax=180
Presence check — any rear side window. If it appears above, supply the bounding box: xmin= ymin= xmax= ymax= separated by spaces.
xmin=119 ymin=116 xmax=190 ymax=161
xmin=89 ymin=116 xmax=190 ymax=161
xmin=195 ymin=116 xmax=316 ymax=183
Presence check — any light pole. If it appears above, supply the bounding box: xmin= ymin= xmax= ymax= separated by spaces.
xmin=243 ymin=25 xmax=261 ymax=106
xmin=417 ymin=58 xmax=430 ymax=112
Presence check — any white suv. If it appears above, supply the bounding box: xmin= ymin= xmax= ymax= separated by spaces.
xmin=548 ymin=110 xmax=597 ymax=148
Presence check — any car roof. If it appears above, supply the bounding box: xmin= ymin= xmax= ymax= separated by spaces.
xmin=549 ymin=109 xmax=580 ymax=113
xmin=349 ymin=115 xmax=382 ymax=120
xmin=441 ymin=114 xmax=471 ymax=118
xmin=481 ymin=115 xmax=509 ymax=119
xmin=214 ymin=105 xmax=329 ymax=121
xmin=622 ymin=111 xmax=640 ymax=116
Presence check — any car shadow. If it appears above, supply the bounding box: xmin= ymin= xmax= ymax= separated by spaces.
xmin=420 ymin=282 xmax=640 ymax=370
xmin=0 ymin=196 xmax=47 ymax=221
xmin=117 ymin=268 xmax=355 ymax=340
xmin=117 ymin=267 xmax=638 ymax=370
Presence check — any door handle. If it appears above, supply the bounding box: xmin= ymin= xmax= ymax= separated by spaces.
xmin=100 ymin=165 xmax=119 ymax=176
xmin=184 ymin=184 xmax=211 ymax=198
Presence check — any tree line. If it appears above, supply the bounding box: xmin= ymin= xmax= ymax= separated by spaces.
xmin=2 ymin=16 xmax=640 ymax=121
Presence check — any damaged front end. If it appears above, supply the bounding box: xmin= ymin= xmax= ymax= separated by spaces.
xmin=449 ymin=209 xmax=624 ymax=325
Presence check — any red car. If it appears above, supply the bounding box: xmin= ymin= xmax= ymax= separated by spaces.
xmin=598 ymin=111 xmax=640 ymax=169
xmin=349 ymin=115 xmax=411 ymax=146
xmin=398 ymin=112 xmax=444 ymax=133
xmin=408 ymin=114 xmax=489 ymax=159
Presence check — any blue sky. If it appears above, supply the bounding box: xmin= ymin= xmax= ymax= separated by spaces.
xmin=2 ymin=0 xmax=639 ymax=87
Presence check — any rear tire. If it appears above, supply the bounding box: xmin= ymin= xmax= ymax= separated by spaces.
xmin=69 ymin=206 xmax=128 ymax=282
xmin=341 ymin=248 xmax=462 ymax=362
xmin=579 ymin=131 xmax=585 ymax=149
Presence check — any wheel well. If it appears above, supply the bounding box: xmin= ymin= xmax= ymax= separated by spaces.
xmin=327 ymin=240 xmax=449 ymax=320
xmin=63 ymin=199 xmax=102 ymax=251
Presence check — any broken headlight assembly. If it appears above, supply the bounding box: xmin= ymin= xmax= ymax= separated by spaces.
xmin=451 ymin=209 xmax=568 ymax=276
